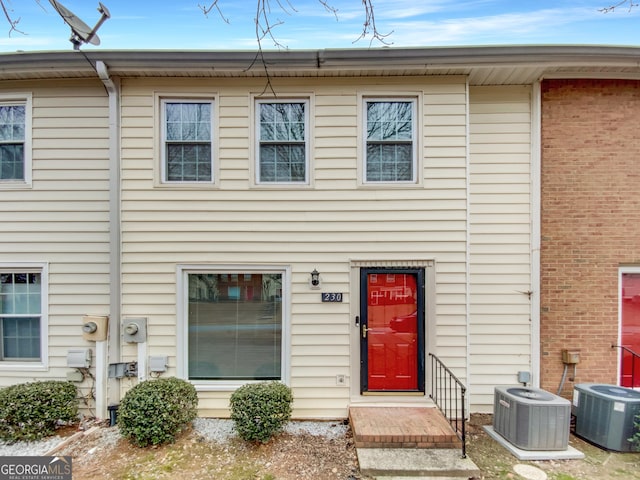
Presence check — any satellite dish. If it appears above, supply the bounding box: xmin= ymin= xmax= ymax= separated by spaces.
xmin=49 ymin=0 xmax=111 ymax=50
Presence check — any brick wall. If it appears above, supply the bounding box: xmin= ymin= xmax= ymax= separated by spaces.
xmin=540 ymin=79 xmax=640 ymax=397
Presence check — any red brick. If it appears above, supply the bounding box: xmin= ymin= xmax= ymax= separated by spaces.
xmin=540 ymin=79 xmax=640 ymax=396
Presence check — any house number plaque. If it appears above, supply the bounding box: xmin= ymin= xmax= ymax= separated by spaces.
xmin=321 ymin=293 xmax=343 ymax=302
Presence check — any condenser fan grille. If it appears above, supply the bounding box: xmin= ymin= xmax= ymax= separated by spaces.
xmin=507 ymin=388 xmax=556 ymax=401
xmin=591 ymin=385 xmax=640 ymax=399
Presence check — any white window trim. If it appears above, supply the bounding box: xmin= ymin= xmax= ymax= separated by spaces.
xmin=0 ymin=93 xmax=32 ymax=189
xmin=158 ymin=96 xmax=217 ymax=187
xmin=0 ymin=262 xmax=48 ymax=371
xmin=617 ymin=266 xmax=640 ymax=383
xmin=176 ymin=264 xmax=291 ymax=391
xmin=358 ymin=95 xmax=421 ymax=187
xmin=253 ymin=97 xmax=312 ymax=187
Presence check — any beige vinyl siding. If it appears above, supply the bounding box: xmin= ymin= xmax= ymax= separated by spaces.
xmin=120 ymin=76 xmax=468 ymax=418
xmin=469 ymin=85 xmax=533 ymax=412
xmin=0 ymin=80 xmax=110 ymax=389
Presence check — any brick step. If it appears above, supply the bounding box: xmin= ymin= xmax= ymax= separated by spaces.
xmin=349 ymin=406 xmax=462 ymax=449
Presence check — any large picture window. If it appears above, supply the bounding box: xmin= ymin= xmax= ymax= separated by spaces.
xmin=184 ymin=270 xmax=284 ymax=381
xmin=257 ymin=100 xmax=308 ymax=184
xmin=364 ymin=99 xmax=417 ymax=183
xmin=162 ymin=100 xmax=214 ymax=183
xmin=0 ymin=270 xmax=42 ymax=362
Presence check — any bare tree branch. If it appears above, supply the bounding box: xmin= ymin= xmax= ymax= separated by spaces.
xmin=255 ymin=0 xmax=289 ymax=50
xmin=1 ymin=0 xmax=391 ymax=51
xmin=198 ymin=0 xmax=230 ymax=24
xmin=600 ymin=0 xmax=639 ymax=13
xmin=1 ymin=0 xmax=47 ymax=36
xmin=318 ymin=0 xmax=339 ymax=21
xmin=0 ymin=0 xmax=26 ymax=36
xmin=196 ymin=0 xmax=392 ymax=95
xmin=199 ymin=0 xmax=392 ymax=48
xmin=353 ymin=0 xmax=392 ymax=46
xmin=253 ymin=0 xmax=284 ymax=96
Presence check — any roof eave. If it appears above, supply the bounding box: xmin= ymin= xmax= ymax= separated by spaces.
xmin=0 ymin=45 xmax=639 ymax=81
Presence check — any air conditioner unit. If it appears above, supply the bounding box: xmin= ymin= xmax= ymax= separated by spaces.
xmin=573 ymin=384 xmax=640 ymax=452
xmin=493 ymin=386 xmax=571 ymax=450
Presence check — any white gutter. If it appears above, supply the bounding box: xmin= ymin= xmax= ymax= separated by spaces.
xmin=96 ymin=60 xmax=121 ymax=419
xmin=1 ymin=45 xmax=640 ymax=80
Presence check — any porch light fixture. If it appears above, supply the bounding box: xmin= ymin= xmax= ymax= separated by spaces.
xmin=310 ymin=269 xmax=321 ymax=289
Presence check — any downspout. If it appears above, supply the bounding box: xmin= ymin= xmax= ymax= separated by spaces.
xmin=96 ymin=60 xmax=121 ymax=419
xmin=464 ymin=78 xmax=472 ymax=413
xmin=531 ymin=81 xmax=542 ymax=388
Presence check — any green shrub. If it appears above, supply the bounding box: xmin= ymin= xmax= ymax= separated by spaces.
xmin=118 ymin=377 xmax=198 ymax=447
xmin=230 ymin=381 xmax=293 ymax=443
xmin=629 ymin=414 xmax=640 ymax=451
xmin=0 ymin=380 xmax=78 ymax=442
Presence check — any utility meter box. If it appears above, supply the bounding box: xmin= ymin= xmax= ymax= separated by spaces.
xmin=67 ymin=348 xmax=92 ymax=368
xmin=562 ymin=349 xmax=580 ymax=364
xmin=108 ymin=362 xmax=138 ymax=378
xmin=123 ymin=317 xmax=147 ymax=343
xmin=82 ymin=315 xmax=109 ymax=341
xmin=149 ymin=355 xmax=168 ymax=373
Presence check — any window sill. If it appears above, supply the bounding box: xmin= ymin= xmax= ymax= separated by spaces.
xmin=154 ymin=182 xmax=219 ymax=190
xmin=191 ymin=380 xmax=285 ymax=392
xmin=358 ymin=182 xmax=423 ymax=189
xmin=251 ymin=182 xmax=313 ymax=190
xmin=0 ymin=362 xmax=47 ymax=372
xmin=0 ymin=181 xmax=32 ymax=189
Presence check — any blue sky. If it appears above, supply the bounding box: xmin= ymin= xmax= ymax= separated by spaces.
xmin=1 ymin=0 xmax=639 ymax=52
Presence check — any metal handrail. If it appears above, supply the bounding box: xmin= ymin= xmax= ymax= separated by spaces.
xmin=612 ymin=344 xmax=640 ymax=388
xmin=429 ymin=353 xmax=467 ymax=458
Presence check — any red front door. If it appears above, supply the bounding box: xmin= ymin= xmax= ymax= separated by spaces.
xmin=621 ymin=272 xmax=640 ymax=387
xmin=360 ymin=268 xmax=425 ymax=393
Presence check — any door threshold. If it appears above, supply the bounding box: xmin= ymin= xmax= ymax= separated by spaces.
xmin=362 ymin=391 xmax=424 ymax=396
xmin=351 ymin=393 xmax=433 ymax=404
xmin=349 ymin=398 xmax=437 ymax=408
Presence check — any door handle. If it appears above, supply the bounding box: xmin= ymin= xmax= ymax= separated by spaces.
xmin=362 ymin=324 xmax=369 ymax=339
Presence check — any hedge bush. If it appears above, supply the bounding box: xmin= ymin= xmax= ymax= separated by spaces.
xmin=629 ymin=414 xmax=640 ymax=451
xmin=230 ymin=381 xmax=293 ymax=443
xmin=118 ymin=377 xmax=198 ymax=447
xmin=0 ymin=380 xmax=78 ymax=442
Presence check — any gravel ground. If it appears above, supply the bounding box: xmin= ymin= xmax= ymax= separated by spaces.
xmin=0 ymin=418 xmax=349 ymax=457
xmin=0 ymin=418 xmax=362 ymax=479
xmin=192 ymin=417 xmax=348 ymax=442
xmin=0 ymin=435 xmax=68 ymax=456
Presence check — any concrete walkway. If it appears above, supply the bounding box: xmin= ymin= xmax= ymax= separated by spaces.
xmin=357 ymin=447 xmax=481 ymax=479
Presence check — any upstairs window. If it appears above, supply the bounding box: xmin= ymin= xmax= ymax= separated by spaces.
xmin=257 ymin=100 xmax=309 ymax=184
xmin=0 ymin=102 xmax=27 ymax=183
xmin=364 ymin=99 xmax=417 ymax=183
xmin=162 ymin=100 xmax=214 ymax=183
